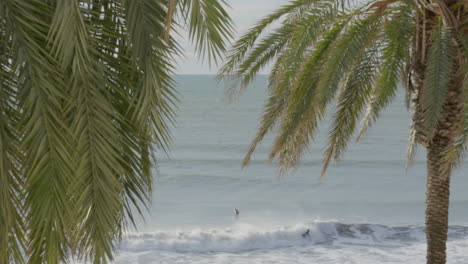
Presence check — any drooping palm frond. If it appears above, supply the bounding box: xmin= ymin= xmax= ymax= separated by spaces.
xmin=271 ymin=13 xmax=383 ymax=176
xmin=48 ymin=1 xmax=129 ymax=262
xmin=0 ymin=0 xmax=233 ymax=263
xmin=179 ymin=0 xmax=234 ymax=64
xmin=450 ymin=46 xmax=468 ymax=168
xmin=226 ymin=23 xmax=295 ymax=98
xmin=126 ymin=0 xmax=178 ymax=154
xmin=315 ymin=14 xmax=381 ymax=107
xmin=0 ymin=16 xmax=25 ymax=264
xmin=218 ymin=0 xmax=322 ymax=80
xmin=223 ymin=0 xmax=468 ymax=179
xmin=322 ymin=47 xmax=379 ymax=177
xmin=270 ymin=18 xmax=353 ymax=175
xmin=358 ymin=1 xmax=415 ymax=140
xmin=449 ymin=10 xmax=468 ymax=167
xmin=227 ymin=0 xmax=341 ymax=99
xmin=406 ymin=86 xmax=420 ymax=169
xmin=420 ymin=18 xmax=455 ymax=140
xmin=4 ymin=1 xmax=75 ymax=263
xmin=241 ymin=3 xmax=341 ymax=167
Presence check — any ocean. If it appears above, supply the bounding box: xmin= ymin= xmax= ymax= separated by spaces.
xmin=114 ymin=75 xmax=468 ymax=263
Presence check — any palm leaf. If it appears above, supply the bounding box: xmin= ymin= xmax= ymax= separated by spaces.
xmin=315 ymin=13 xmax=382 ymax=107
xmin=226 ymin=23 xmax=295 ymax=99
xmin=358 ymin=1 xmax=414 ymax=140
xmin=125 ymin=0 xmax=178 ymax=153
xmin=241 ymin=4 xmax=340 ymax=167
xmin=1 ymin=0 xmax=234 ymax=263
xmin=179 ymin=0 xmax=234 ymax=64
xmin=218 ymin=0 xmax=319 ymax=79
xmin=420 ymin=18 xmax=454 ymax=140
xmin=322 ymin=47 xmax=379 ymax=177
xmin=0 ymin=18 xmax=25 ymax=264
xmin=5 ymin=1 xmax=74 ymax=263
xmin=48 ymin=1 xmax=129 ymax=262
xmin=270 ymin=19 xmax=350 ymax=175
xmin=227 ymin=1 xmax=340 ymax=99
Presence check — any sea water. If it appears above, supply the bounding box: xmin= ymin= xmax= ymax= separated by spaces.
xmin=114 ymin=75 xmax=467 ymax=263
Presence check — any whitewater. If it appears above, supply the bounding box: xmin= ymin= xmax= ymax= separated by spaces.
xmin=113 ymin=75 xmax=467 ymax=263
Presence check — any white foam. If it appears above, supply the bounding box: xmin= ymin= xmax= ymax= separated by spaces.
xmin=117 ymin=222 xmax=465 ymax=254
xmin=119 ymin=222 xmax=323 ymax=253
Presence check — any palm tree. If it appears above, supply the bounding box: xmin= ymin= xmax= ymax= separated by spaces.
xmin=0 ymin=0 xmax=233 ymax=263
xmin=220 ymin=0 xmax=467 ymax=263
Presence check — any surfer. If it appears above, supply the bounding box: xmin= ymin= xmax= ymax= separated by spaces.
xmin=235 ymin=208 xmax=240 ymax=216
xmin=302 ymin=229 xmax=310 ymax=238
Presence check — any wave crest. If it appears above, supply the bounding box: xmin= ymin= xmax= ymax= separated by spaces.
xmin=119 ymin=222 xmax=468 ymax=254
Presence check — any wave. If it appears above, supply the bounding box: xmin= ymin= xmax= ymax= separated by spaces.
xmin=118 ymin=222 xmax=468 ymax=254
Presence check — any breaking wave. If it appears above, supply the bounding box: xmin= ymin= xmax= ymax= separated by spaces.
xmin=118 ymin=222 xmax=468 ymax=254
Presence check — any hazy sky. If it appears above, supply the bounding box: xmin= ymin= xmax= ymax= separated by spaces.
xmin=176 ymin=0 xmax=285 ymax=74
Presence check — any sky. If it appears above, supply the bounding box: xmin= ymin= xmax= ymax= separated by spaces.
xmin=176 ymin=0 xmax=285 ymax=74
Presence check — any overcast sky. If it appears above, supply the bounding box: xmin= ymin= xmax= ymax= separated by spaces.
xmin=176 ymin=0 xmax=285 ymax=74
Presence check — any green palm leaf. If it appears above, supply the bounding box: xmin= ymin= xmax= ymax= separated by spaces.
xmin=322 ymin=47 xmax=379 ymax=177
xmin=5 ymin=1 xmax=74 ymax=263
xmin=0 ymin=0 xmax=233 ymax=263
xmin=228 ymin=1 xmax=340 ymax=99
xmin=0 ymin=18 xmax=25 ymax=264
xmin=421 ymin=18 xmax=454 ymax=140
xmin=48 ymin=2 xmax=129 ymax=262
xmin=271 ymin=19 xmax=350 ymax=175
xmin=358 ymin=1 xmax=414 ymax=140
xmin=179 ymin=0 xmax=234 ymax=64
xmin=218 ymin=0 xmax=320 ymax=80
xmin=315 ymin=14 xmax=382 ymax=107
xmin=226 ymin=23 xmax=295 ymax=99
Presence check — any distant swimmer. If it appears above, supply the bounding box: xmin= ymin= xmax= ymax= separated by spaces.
xmin=302 ymin=229 xmax=310 ymax=238
xmin=235 ymin=208 xmax=240 ymax=216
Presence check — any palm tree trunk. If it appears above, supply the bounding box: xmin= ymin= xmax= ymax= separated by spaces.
xmin=424 ymin=77 xmax=464 ymax=264
xmin=425 ymin=141 xmax=451 ymax=264
xmin=412 ymin=3 xmax=465 ymax=262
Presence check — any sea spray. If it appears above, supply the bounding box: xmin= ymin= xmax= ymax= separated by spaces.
xmin=118 ymin=222 xmax=467 ymax=254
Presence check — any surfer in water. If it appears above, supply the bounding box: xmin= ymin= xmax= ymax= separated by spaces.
xmin=234 ymin=208 xmax=239 ymax=216
xmin=302 ymin=229 xmax=310 ymax=238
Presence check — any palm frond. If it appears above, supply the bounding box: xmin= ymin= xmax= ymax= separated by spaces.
xmin=315 ymin=13 xmax=382 ymax=107
xmin=449 ymin=11 xmax=468 ymax=167
xmin=0 ymin=19 xmax=25 ymax=264
xmin=125 ymin=0 xmax=178 ymax=153
xmin=1 ymin=0 xmax=234 ymax=263
xmin=179 ymin=0 xmax=234 ymax=64
xmin=218 ymin=0 xmax=319 ymax=79
xmin=358 ymin=1 xmax=414 ymax=140
xmin=226 ymin=23 xmax=295 ymax=99
xmin=449 ymin=66 xmax=468 ymax=168
xmin=227 ymin=1 xmax=340 ymax=99
xmin=5 ymin=1 xmax=74 ymax=263
xmin=270 ymin=12 xmax=382 ymax=175
xmin=241 ymin=59 xmax=292 ymax=167
xmin=322 ymin=47 xmax=379 ymax=177
xmin=406 ymin=117 xmax=419 ymax=169
xmin=94 ymin=1 xmax=155 ymax=233
xmin=270 ymin=19 xmax=350 ymax=176
xmin=420 ymin=18 xmax=454 ymax=140
xmin=450 ymin=116 xmax=467 ymax=168
xmin=48 ymin=1 xmax=128 ymax=262
xmin=241 ymin=4 xmax=341 ymax=167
